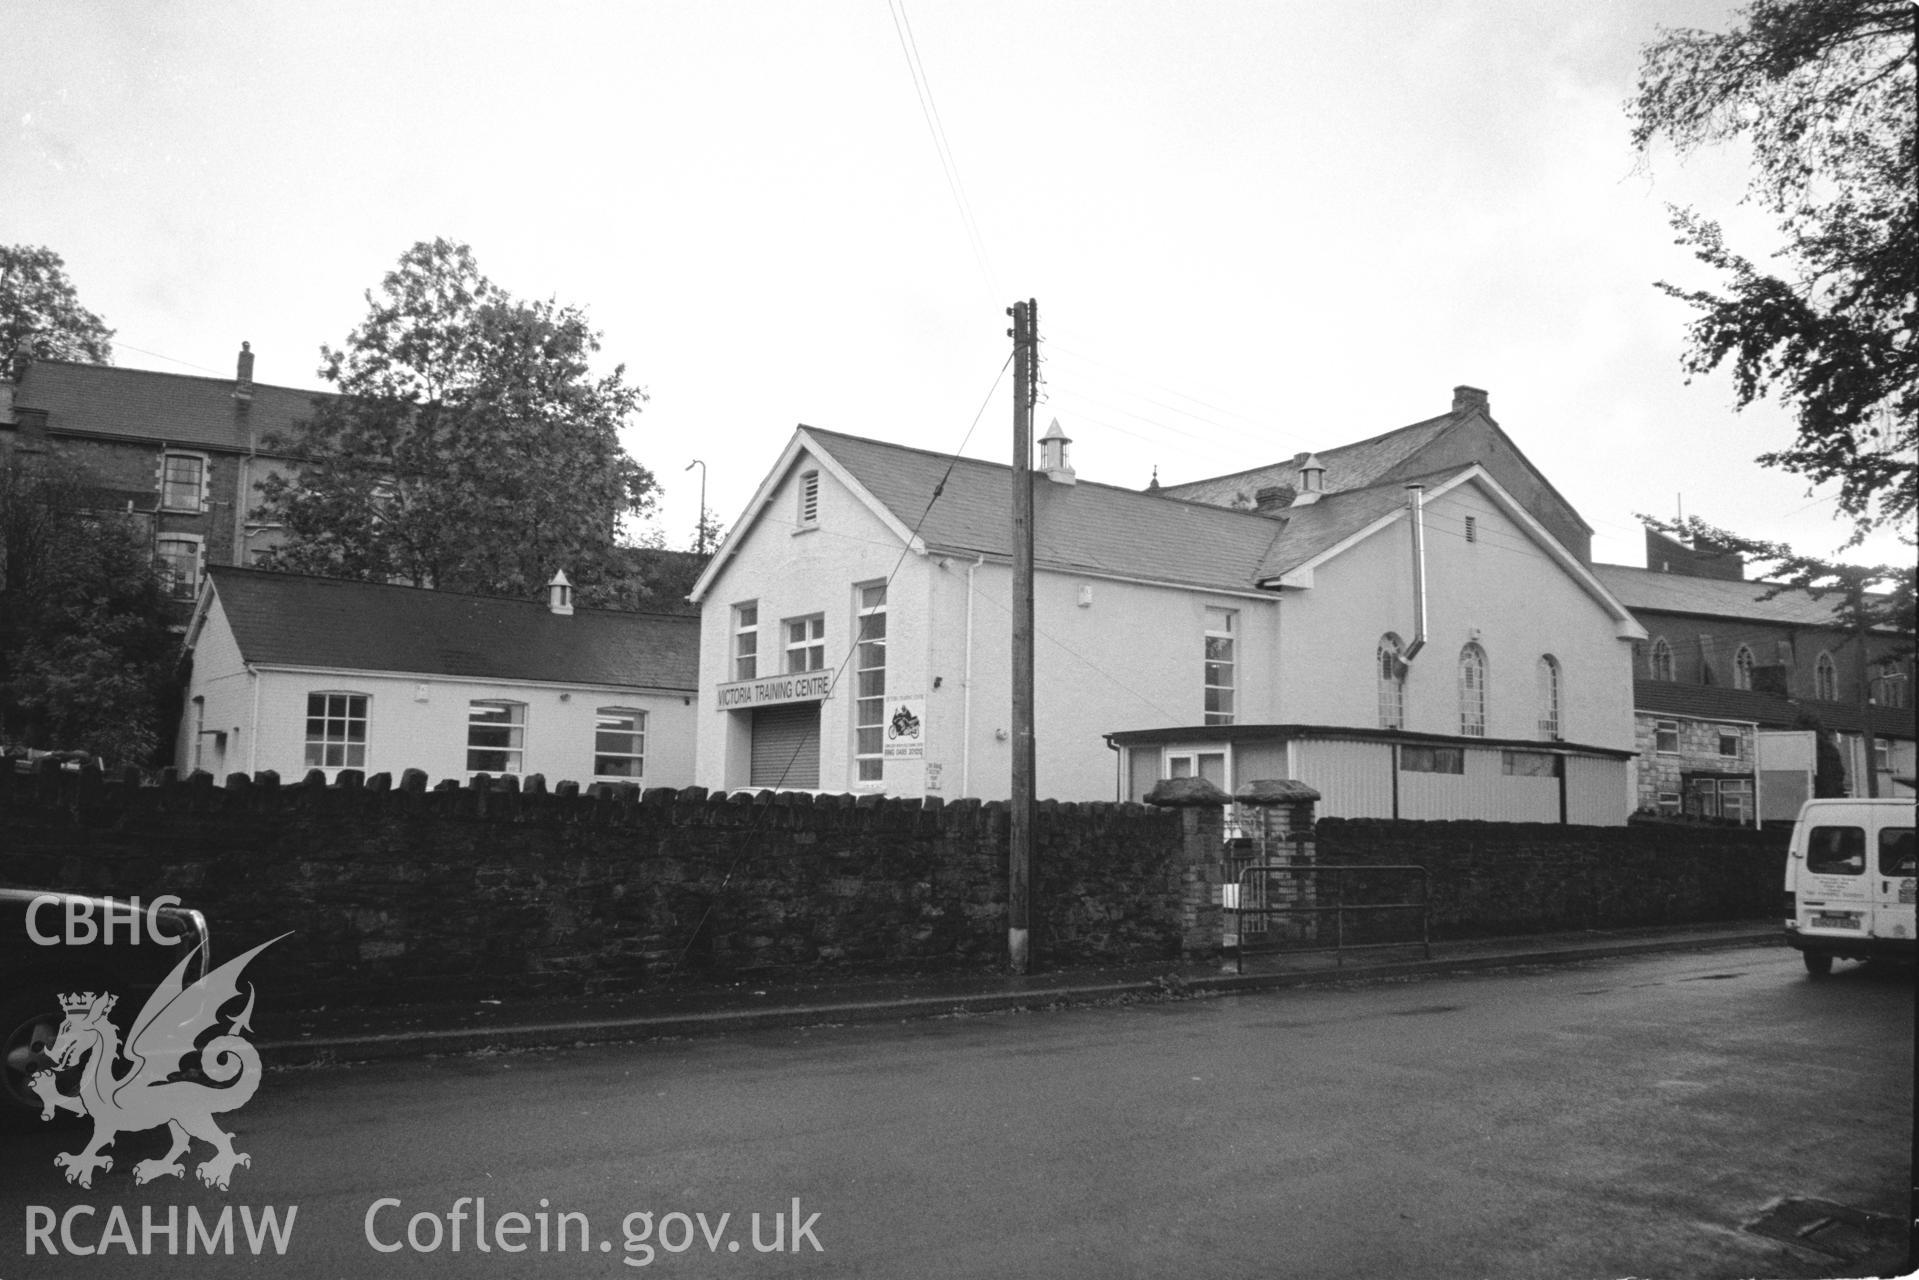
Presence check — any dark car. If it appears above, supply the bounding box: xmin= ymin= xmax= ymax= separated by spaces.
xmin=1 ymin=887 xmax=211 ymax=1129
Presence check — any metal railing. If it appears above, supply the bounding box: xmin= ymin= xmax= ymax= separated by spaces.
xmin=1223 ymin=863 xmax=1431 ymax=974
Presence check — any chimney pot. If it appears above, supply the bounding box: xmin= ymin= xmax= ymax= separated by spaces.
xmin=547 ymin=570 xmax=574 ymax=616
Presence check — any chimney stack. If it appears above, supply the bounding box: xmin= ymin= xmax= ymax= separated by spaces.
xmin=234 ymin=342 xmax=255 ymax=402
xmin=1253 ymin=484 xmax=1295 ymax=515
xmin=1452 ymin=385 xmax=1488 ymax=415
xmin=547 ymin=570 xmax=574 ymax=616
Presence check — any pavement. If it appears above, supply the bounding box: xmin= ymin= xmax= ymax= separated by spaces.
xmin=258 ymin=919 xmax=1786 ymax=1066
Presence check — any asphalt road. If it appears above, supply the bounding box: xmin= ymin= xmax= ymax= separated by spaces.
xmin=2 ymin=945 xmax=1911 ymax=1279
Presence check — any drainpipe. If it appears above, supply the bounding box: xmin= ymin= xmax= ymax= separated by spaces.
xmin=1404 ymin=483 xmax=1429 ymax=660
xmin=961 ymin=554 xmax=985 ymax=796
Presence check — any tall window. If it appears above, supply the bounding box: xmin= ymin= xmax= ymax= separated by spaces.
xmin=733 ymin=603 xmax=759 ymax=680
xmin=160 ymin=451 xmax=206 ymax=512
xmin=1204 ymin=607 xmax=1236 ymax=725
xmin=305 ymin=692 xmax=368 ymax=770
xmin=1377 ymin=633 xmax=1406 ymax=730
xmin=1733 ymin=645 xmax=1755 ymax=690
xmin=797 ymin=470 xmax=820 ymax=526
xmin=1814 ymin=651 xmax=1838 ymax=701
xmin=853 ymin=583 xmax=887 ymax=783
xmin=1536 ymin=655 xmax=1561 ymax=740
xmin=156 ymin=535 xmax=203 ymax=600
xmin=784 ymin=615 xmax=825 ymax=673
xmin=467 ymin=701 xmax=525 ymax=774
xmin=1871 ymin=663 xmax=1907 ymax=708
xmin=1654 ymin=719 xmax=1680 ymax=754
xmin=1648 ymin=636 xmax=1675 ymax=681
xmin=1458 ymin=642 xmax=1487 ymax=738
xmin=593 ymin=708 xmax=646 ymax=780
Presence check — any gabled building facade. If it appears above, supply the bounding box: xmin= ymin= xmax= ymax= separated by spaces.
xmin=177 ymin=567 xmax=699 ymax=789
xmin=0 ymin=349 xmax=323 ymax=610
xmin=1596 ymin=533 xmax=1916 ymax=819
xmin=689 ymin=388 xmax=1645 ymax=822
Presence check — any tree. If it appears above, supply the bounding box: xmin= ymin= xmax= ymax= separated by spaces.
xmin=0 ymin=245 xmax=115 ymax=383
xmin=1629 ymin=0 xmax=1916 ymax=541
xmin=256 ymin=239 xmax=661 ymax=606
xmin=0 ymin=456 xmax=175 ymax=766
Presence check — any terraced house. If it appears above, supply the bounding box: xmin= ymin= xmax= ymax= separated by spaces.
xmin=690 ymin=387 xmax=1646 ymax=822
xmin=0 ymin=346 xmax=323 ymax=612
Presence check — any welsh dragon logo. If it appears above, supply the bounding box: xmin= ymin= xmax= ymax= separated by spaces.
xmin=33 ymin=935 xmax=285 ymax=1191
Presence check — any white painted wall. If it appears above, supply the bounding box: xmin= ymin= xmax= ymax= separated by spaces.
xmin=179 ymin=603 xmax=696 ymax=789
xmin=1277 ymin=481 xmax=1635 ymax=753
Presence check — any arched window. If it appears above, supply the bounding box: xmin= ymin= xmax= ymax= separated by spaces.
xmin=1814 ymin=651 xmax=1838 ymax=701
xmin=1648 ymin=636 xmax=1675 ymax=682
xmin=1377 ymin=633 xmax=1406 ymax=730
xmin=1733 ymin=646 xmax=1755 ymax=690
xmin=1459 ymin=643 xmax=1488 ymax=738
xmin=1536 ymin=655 xmax=1561 ymax=740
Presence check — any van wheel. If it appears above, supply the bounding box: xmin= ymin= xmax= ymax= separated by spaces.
xmin=1803 ymin=952 xmax=1834 ymax=978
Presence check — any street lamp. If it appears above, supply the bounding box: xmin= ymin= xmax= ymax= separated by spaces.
xmin=685 ymin=459 xmax=707 ymax=555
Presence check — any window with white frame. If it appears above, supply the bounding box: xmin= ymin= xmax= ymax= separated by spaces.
xmin=797 ymin=470 xmax=820 ymax=527
xmin=1733 ymin=645 xmax=1755 ymax=690
xmin=1377 ymin=633 xmax=1406 ymax=730
xmin=593 ymin=707 xmax=646 ymax=781
xmin=466 ymin=700 xmax=525 ymax=774
xmin=1654 ymin=719 xmax=1680 ymax=754
xmin=1648 ymin=636 xmax=1675 ymax=681
xmin=1165 ymin=748 xmax=1228 ymax=789
xmin=1203 ymin=607 xmax=1236 ymax=726
xmin=784 ymin=614 xmax=825 ymax=673
xmin=853 ymin=583 xmax=887 ymax=783
xmin=305 ymin=692 xmax=368 ymax=770
xmin=160 ymin=451 xmax=208 ymax=512
xmin=155 ymin=535 xmax=203 ymax=600
xmin=1536 ymin=654 xmax=1561 ymax=740
xmin=1458 ymin=642 xmax=1487 ymax=737
xmin=1814 ymin=650 xmax=1838 ymax=700
xmin=733 ymin=603 xmax=759 ymax=681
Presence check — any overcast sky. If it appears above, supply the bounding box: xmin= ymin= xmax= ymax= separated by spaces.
xmin=6 ymin=1 xmax=1905 ymax=573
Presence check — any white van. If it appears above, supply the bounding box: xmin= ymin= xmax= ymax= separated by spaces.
xmin=1783 ymin=797 xmax=1917 ymax=976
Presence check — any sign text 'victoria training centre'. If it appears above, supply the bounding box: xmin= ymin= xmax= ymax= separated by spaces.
xmin=714 ymin=674 xmax=833 ymax=710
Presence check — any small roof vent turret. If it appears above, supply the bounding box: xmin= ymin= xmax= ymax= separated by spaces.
xmin=1294 ymin=453 xmax=1326 ymax=505
xmin=547 ymin=570 xmax=574 ymax=616
xmin=1039 ymin=418 xmax=1076 ymax=485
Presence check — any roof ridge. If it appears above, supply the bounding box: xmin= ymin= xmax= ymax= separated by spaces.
xmin=210 ymin=565 xmax=690 ymax=620
xmin=802 ymin=424 xmax=1291 ymax=521
xmin=22 ymin=358 xmax=331 ymax=399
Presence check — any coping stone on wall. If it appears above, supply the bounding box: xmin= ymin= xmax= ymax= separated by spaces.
xmin=1234 ymin=778 xmax=1322 ymax=805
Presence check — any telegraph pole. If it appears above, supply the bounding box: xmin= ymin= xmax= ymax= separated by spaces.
xmin=1008 ymin=298 xmax=1037 ymax=974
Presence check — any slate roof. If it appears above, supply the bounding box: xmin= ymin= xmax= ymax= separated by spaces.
xmin=1154 ymin=413 xmax=1455 ymax=507
xmin=1594 ymin=563 xmax=1899 ymax=631
xmin=803 ymin=427 xmax=1462 ymax=594
xmin=1633 ymin=678 xmax=1915 ymax=740
xmin=204 ymin=566 xmax=698 ymax=690
xmin=13 ymin=359 xmax=328 ymax=453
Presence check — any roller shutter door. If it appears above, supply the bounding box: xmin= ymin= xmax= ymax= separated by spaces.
xmin=750 ymin=703 xmax=820 ymax=789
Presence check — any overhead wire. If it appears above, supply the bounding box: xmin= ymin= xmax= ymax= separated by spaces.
xmin=885 ymin=0 xmax=998 ymax=305
xmin=661 ymin=352 xmax=1013 ymax=980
